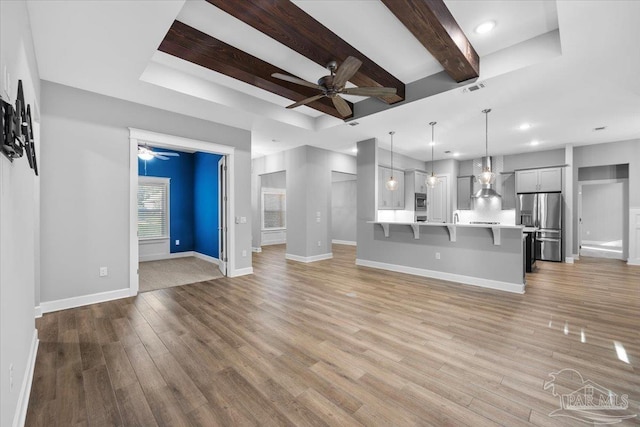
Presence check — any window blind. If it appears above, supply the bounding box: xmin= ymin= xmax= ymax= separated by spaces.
xmin=138 ymin=180 xmax=168 ymax=239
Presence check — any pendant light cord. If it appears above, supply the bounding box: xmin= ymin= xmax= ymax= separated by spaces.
xmin=482 ymin=109 xmax=491 ymax=158
xmin=389 ymin=131 xmax=394 ymax=174
xmin=429 ymin=122 xmax=436 ymax=174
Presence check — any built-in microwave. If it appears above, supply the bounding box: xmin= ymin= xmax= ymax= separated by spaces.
xmin=415 ymin=193 xmax=427 ymax=211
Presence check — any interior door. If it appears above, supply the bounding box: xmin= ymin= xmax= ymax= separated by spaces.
xmin=218 ymin=156 xmax=227 ymax=275
xmin=428 ymin=176 xmax=448 ymax=223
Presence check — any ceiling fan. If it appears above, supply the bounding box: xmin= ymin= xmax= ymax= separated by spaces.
xmin=137 ymin=145 xmax=180 ymax=161
xmin=272 ymin=56 xmax=397 ymax=118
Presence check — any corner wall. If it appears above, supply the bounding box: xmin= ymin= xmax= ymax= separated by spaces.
xmin=0 ymin=2 xmax=40 ymax=425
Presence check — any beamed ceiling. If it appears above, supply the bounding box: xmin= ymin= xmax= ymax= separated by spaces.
xmin=158 ymin=0 xmax=477 ymax=120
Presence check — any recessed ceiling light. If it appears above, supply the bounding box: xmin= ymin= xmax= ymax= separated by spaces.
xmin=429 ymin=141 xmax=436 ymax=146
xmin=530 ymin=140 xmax=539 ymax=146
xmin=351 ymin=147 xmax=358 ymax=153
xmin=453 ymin=152 xmax=460 ymax=157
xmin=475 ymin=21 xmax=496 ymax=34
xmin=519 ymin=123 xmax=531 ymax=130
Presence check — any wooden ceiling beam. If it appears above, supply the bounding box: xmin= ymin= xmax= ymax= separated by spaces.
xmin=158 ymin=20 xmax=351 ymax=119
xmin=381 ymin=0 xmax=479 ymax=82
xmin=205 ymin=0 xmax=405 ymax=104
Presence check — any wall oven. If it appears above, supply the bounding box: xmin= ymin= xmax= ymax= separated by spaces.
xmin=415 ymin=193 xmax=427 ymax=212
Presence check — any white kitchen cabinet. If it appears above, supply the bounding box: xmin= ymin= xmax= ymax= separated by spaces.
xmin=378 ymin=166 xmax=405 ymax=209
xmin=427 ymin=175 xmax=449 ymax=222
xmin=516 ymin=167 xmax=561 ymax=193
xmin=457 ymin=176 xmax=473 ymax=210
xmin=414 ymin=171 xmax=427 ymax=194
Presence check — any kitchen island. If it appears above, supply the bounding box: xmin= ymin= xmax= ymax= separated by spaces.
xmin=357 ymin=221 xmax=526 ymax=293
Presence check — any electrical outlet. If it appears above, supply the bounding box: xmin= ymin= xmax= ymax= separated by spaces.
xmin=175 ymin=240 xmax=180 ymax=246
xmin=240 ymin=216 xmax=247 ymax=224
xmin=242 ymin=250 xmax=247 ymax=257
xmin=99 ymin=267 xmax=108 ymax=277
xmin=9 ymin=364 xmax=13 ymax=391
xmin=317 ymin=240 xmax=321 ymax=247
xmin=316 ymin=217 xmax=320 ymax=223
xmin=435 ymin=252 xmax=441 ymax=260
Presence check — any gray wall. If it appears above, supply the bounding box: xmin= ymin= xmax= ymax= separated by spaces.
xmin=0 ymin=1 xmax=40 ymax=424
xmin=332 ymin=173 xmax=357 ymax=243
xmin=40 ymin=82 xmax=252 ymax=303
xmin=261 ymin=171 xmax=286 ymax=189
xmin=378 ymin=147 xmax=425 ymax=171
xmin=503 ymin=148 xmax=565 ymax=171
xmin=581 ymin=182 xmax=625 ymax=243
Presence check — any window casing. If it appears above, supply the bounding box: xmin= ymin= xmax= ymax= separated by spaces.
xmin=138 ymin=176 xmax=170 ymax=240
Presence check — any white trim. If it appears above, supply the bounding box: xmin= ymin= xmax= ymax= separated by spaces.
xmin=355 ymin=258 xmax=525 ymax=294
xmin=129 ymin=128 xmax=237 ymax=296
xmin=193 ymin=252 xmax=219 ymax=265
xmin=228 ymin=267 xmax=253 ymax=277
xmin=332 ymin=239 xmax=357 ymax=246
xmin=12 ymin=329 xmax=39 ymax=427
xmin=40 ymin=288 xmax=131 ymax=314
xmin=572 ymin=253 xmax=580 ymax=260
xmin=629 ymin=208 xmax=640 ymax=266
xmin=285 ymin=253 xmax=333 ymax=263
xmin=252 ymin=247 xmax=262 ymax=253
xmin=34 ymin=306 xmax=42 ymax=318
xmin=565 ymin=257 xmax=575 ymax=264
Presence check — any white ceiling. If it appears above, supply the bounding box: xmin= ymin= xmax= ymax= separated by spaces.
xmin=27 ymin=1 xmax=640 ymax=162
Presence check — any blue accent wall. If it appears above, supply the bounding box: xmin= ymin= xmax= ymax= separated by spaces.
xmin=139 ymin=149 xmax=195 ymax=253
xmin=138 ymin=149 xmax=221 ymax=258
xmin=194 ymin=152 xmax=222 ymax=258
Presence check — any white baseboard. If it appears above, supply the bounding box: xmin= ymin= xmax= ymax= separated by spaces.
xmin=565 ymin=257 xmax=575 ymax=264
xmin=40 ymin=288 xmax=131 ymax=314
xmin=193 ymin=252 xmax=219 ymax=265
xmin=332 ymin=239 xmax=357 ymax=246
xmin=229 ymin=267 xmax=253 ymax=277
xmin=139 ymin=251 xmax=195 ymax=262
xmin=34 ymin=305 xmax=42 ymax=319
xmin=252 ymin=247 xmax=262 ymax=253
xmin=13 ymin=329 xmax=39 ymax=427
xmin=355 ymin=258 xmax=525 ymax=294
xmin=572 ymin=253 xmax=580 ymax=260
xmin=628 ymin=259 xmax=640 ymax=266
xmin=285 ymin=253 xmax=333 ymax=263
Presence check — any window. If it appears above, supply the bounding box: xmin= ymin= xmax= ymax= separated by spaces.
xmin=262 ymin=188 xmax=286 ymax=230
xmin=138 ymin=177 xmax=169 ymax=239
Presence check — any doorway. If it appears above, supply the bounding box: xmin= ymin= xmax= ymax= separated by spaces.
xmin=578 ymin=180 xmax=628 ymax=260
xmin=331 ymin=171 xmax=357 ymax=246
xmin=129 ymin=128 xmax=236 ymax=295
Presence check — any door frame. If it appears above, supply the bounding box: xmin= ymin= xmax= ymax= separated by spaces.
xmin=577 ymin=178 xmax=628 ymax=259
xmin=218 ymin=156 xmax=227 ymax=275
xmin=128 ymin=128 xmax=236 ymax=296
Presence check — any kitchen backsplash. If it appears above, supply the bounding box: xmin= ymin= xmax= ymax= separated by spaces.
xmin=454 ymin=209 xmax=516 ymax=225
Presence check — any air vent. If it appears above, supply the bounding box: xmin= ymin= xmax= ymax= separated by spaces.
xmin=463 ymin=82 xmax=486 ymax=93
xmin=347 ymin=121 xmax=360 ymax=127
xmin=444 ymin=150 xmax=451 ymax=154
xmin=594 ymin=126 xmax=607 ymax=131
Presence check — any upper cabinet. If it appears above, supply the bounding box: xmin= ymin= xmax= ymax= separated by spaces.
xmin=516 ymin=167 xmax=562 ymax=193
xmin=427 ymin=175 xmax=449 ymax=222
xmin=378 ymin=166 xmax=405 ymax=209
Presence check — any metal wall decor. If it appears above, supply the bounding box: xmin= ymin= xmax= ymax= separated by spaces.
xmin=1 ymin=79 xmax=38 ymax=175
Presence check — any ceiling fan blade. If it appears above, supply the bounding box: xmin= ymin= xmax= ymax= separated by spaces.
xmin=333 ymin=56 xmax=362 ymax=88
xmin=331 ymin=95 xmax=352 ymax=117
xmin=154 ymin=152 xmax=180 ymax=157
xmin=342 ymin=86 xmax=397 ymax=97
xmin=286 ymin=94 xmax=325 ymax=109
xmin=154 ymin=154 xmax=170 ymax=160
xmin=272 ymin=73 xmax=323 ymax=90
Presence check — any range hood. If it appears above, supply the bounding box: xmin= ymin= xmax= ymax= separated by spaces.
xmin=473 ymin=156 xmax=502 ymax=199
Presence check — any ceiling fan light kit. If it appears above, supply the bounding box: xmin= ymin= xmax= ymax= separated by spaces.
xmin=426 ymin=121 xmax=439 ymax=188
xmin=137 ymin=145 xmax=180 ymax=161
xmin=385 ymin=131 xmax=398 ymax=191
xmin=272 ymin=56 xmax=397 ymax=118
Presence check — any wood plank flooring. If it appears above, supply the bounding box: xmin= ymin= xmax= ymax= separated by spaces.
xmin=26 ymin=245 xmax=640 ymax=426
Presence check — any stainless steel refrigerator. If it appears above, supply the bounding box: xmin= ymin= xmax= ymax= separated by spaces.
xmin=517 ymin=193 xmax=563 ymax=262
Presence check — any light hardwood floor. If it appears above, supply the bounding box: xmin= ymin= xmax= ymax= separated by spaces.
xmin=26 ymin=244 xmax=640 ymax=426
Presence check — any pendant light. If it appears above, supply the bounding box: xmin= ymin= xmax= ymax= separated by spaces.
xmin=426 ymin=121 xmax=439 ymax=188
xmin=477 ymin=108 xmax=495 ymax=186
xmin=385 ymin=131 xmax=398 ymax=191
